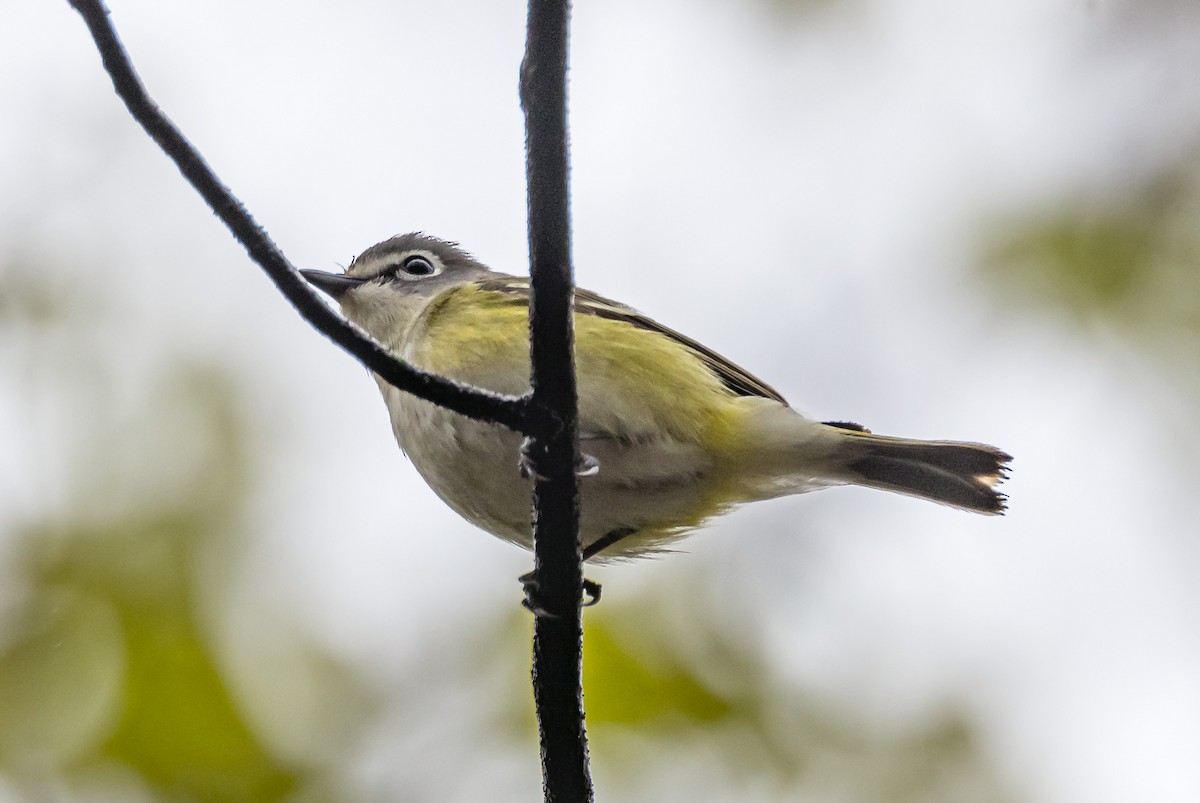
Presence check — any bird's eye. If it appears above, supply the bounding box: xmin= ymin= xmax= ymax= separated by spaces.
xmin=399 ymin=255 xmax=436 ymax=277
xmin=378 ymin=252 xmax=443 ymax=283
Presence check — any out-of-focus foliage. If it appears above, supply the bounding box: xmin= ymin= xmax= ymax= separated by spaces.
xmin=478 ymin=600 xmax=1017 ymax=803
xmin=0 ymin=259 xmax=364 ymax=801
xmin=758 ymin=0 xmax=843 ymax=24
xmin=983 ymin=149 xmax=1200 ymax=354
xmin=583 ymin=614 xmax=734 ymax=727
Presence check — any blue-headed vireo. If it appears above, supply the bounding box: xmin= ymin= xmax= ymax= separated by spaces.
xmin=302 ymin=233 xmax=1010 ymax=562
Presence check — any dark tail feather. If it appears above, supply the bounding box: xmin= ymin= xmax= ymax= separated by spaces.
xmin=836 ymin=432 xmax=1012 ymax=514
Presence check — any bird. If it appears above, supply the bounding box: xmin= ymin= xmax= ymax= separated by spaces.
xmin=302 ymin=233 xmax=1010 ymax=565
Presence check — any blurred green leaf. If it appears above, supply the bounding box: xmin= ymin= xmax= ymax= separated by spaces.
xmin=993 ymin=214 xmax=1151 ymax=311
xmin=0 ymin=589 xmax=123 ymax=770
xmin=0 ymin=256 xmax=85 ymax=329
xmin=484 ymin=588 xmax=1017 ymax=802
xmin=583 ymin=616 xmax=733 ymax=727
xmin=1 ymin=374 xmax=299 ymax=801
xmin=0 ymin=286 xmax=308 ymax=799
xmin=100 ymin=574 xmax=295 ymax=802
xmin=982 ymin=153 xmax=1200 ymax=339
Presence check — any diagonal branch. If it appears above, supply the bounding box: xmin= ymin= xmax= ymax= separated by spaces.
xmin=65 ymin=0 xmax=531 ymax=433
xmin=68 ymin=0 xmax=594 ymax=798
xmin=521 ymin=0 xmax=594 ymax=801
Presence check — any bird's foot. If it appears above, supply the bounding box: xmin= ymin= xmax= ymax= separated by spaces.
xmin=575 ymin=453 xmax=600 ymax=477
xmin=518 ymin=437 xmax=600 ymax=480
xmin=520 ymin=570 xmax=602 ymax=618
xmin=517 ymin=437 xmax=540 ymax=479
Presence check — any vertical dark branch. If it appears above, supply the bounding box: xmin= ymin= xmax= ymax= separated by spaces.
xmin=72 ymin=0 xmax=590 ymax=795
xmin=520 ymin=1 xmax=593 ymax=802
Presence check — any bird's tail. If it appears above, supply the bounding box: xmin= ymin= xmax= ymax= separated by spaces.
xmin=828 ymin=424 xmax=1012 ymax=514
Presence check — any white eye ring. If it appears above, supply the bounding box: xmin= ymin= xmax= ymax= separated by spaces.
xmin=400 ymin=255 xmax=437 ymax=276
xmin=385 ymin=252 xmax=443 ymax=281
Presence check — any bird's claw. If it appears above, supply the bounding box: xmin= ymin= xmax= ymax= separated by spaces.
xmin=518 ymin=437 xmax=600 ymax=480
xmin=575 ymin=453 xmax=600 ymax=477
xmin=518 ymin=437 xmax=540 ymax=480
xmin=520 ymin=571 xmax=603 ymax=618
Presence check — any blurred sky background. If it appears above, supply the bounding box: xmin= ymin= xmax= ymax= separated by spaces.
xmin=3 ymin=0 xmax=1200 ymax=801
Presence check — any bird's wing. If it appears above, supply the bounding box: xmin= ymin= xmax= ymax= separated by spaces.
xmin=475 ymin=275 xmax=788 ymax=404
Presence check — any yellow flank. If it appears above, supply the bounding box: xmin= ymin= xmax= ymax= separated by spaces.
xmin=414 ymin=284 xmax=748 ymax=456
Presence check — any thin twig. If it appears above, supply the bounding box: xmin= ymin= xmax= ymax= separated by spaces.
xmin=65 ymin=0 xmax=531 ymax=433
xmin=521 ymin=0 xmax=594 ymax=800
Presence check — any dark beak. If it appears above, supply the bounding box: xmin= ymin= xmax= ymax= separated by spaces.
xmin=301 ymin=269 xmax=366 ymax=300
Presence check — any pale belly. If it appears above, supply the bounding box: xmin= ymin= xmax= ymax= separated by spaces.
xmin=381 ymin=387 xmax=739 ymax=560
